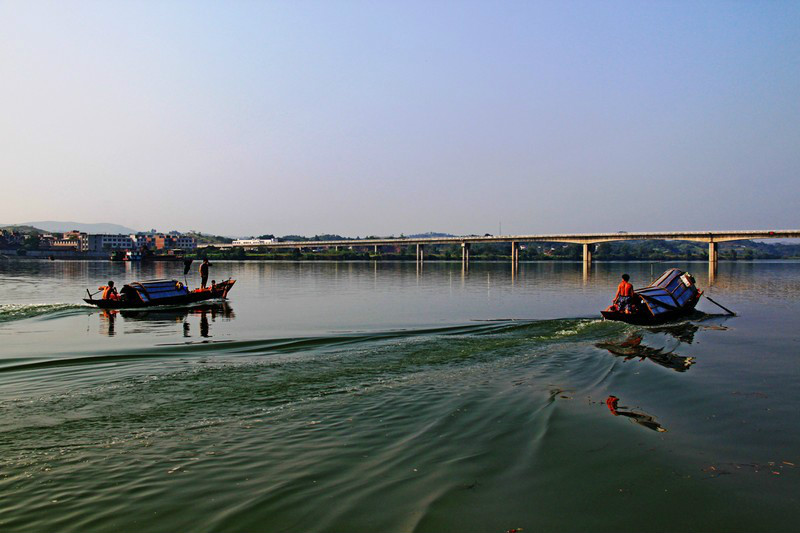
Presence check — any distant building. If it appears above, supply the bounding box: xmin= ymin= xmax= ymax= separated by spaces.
xmin=174 ymin=235 xmax=197 ymax=249
xmin=0 ymin=229 xmax=195 ymax=253
xmin=51 ymin=239 xmax=80 ymax=250
xmin=57 ymin=231 xmax=89 ymax=251
xmin=131 ymin=233 xmax=197 ymax=250
xmin=86 ymin=234 xmax=135 ymax=252
xmin=36 ymin=234 xmax=55 ymax=248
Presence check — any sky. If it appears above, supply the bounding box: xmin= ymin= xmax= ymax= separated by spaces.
xmin=1 ymin=1 xmax=798 ymax=237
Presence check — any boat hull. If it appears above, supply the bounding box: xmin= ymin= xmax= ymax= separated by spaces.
xmin=601 ymin=302 xmax=699 ymax=325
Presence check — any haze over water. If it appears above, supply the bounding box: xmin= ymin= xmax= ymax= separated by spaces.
xmin=1 ymin=259 xmax=799 ymax=532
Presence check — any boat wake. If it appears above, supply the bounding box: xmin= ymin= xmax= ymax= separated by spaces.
xmin=0 ymin=303 xmax=94 ymax=323
xmin=0 ymin=316 xmax=623 ymax=375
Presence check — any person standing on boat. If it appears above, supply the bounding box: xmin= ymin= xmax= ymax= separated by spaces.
xmin=614 ymin=274 xmax=635 ymax=313
xmin=199 ymin=259 xmax=213 ymax=289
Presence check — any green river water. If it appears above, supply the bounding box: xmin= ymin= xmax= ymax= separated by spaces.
xmin=0 ymin=259 xmax=798 ymax=532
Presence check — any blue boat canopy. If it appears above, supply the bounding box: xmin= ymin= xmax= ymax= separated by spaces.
xmin=636 ymin=269 xmax=699 ymax=316
xmin=121 ymin=279 xmax=189 ymax=303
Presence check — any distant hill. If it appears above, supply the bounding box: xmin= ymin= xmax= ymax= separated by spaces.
xmin=0 ymin=225 xmax=45 ymax=234
xmin=13 ymin=221 xmax=139 ymax=234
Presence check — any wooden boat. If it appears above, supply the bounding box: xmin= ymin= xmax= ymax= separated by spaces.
xmin=84 ymin=279 xmax=236 ymax=309
xmin=601 ymin=268 xmax=702 ymax=325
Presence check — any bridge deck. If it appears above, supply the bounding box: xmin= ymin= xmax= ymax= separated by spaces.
xmin=199 ymin=230 xmax=800 ymax=250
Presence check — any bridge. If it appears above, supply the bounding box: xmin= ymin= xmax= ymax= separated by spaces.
xmin=198 ymin=229 xmax=800 ymax=267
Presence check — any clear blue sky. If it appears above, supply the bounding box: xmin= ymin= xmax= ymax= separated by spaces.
xmin=1 ymin=1 xmax=798 ymax=236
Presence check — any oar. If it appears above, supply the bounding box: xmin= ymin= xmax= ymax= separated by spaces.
xmin=705 ymin=296 xmax=736 ymax=316
xmin=183 ymin=259 xmax=194 ymax=289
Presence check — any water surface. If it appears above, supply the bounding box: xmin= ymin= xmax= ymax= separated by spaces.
xmin=1 ymin=259 xmax=798 ymax=532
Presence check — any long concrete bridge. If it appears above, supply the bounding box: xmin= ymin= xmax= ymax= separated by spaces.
xmin=199 ymin=229 xmax=800 ymax=266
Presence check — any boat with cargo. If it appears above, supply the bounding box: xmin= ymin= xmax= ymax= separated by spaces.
xmin=601 ymin=268 xmax=702 ymax=325
xmin=84 ymin=278 xmax=236 ymax=309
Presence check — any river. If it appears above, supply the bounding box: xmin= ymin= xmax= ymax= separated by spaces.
xmin=0 ymin=259 xmax=798 ymax=532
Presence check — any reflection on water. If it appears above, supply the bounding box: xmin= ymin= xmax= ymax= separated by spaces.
xmin=649 ymin=321 xmax=701 ymax=344
xmin=596 ymin=333 xmax=696 ymax=372
xmin=709 ymin=261 xmax=717 ymax=285
xmin=596 ymin=315 xmax=732 ymax=371
xmin=99 ymin=309 xmax=117 ymax=336
xmin=98 ymin=303 xmax=235 ymax=338
xmin=5 ymin=259 xmax=800 ymax=306
xmin=649 ymin=317 xmax=730 ymax=344
xmin=606 ymin=395 xmax=667 ymax=432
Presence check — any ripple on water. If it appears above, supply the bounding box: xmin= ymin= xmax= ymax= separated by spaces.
xmin=0 ymin=303 xmax=93 ymax=323
xmin=1 ymin=305 xmax=798 ymax=532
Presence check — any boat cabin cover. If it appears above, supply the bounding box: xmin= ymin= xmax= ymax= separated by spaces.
xmin=636 ymin=269 xmax=699 ymax=317
xmin=120 ymin=279 xmax=189 ymax=304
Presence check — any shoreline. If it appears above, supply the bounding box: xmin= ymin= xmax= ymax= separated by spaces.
xmin=3 ymin=253 xmax=799 ymax=264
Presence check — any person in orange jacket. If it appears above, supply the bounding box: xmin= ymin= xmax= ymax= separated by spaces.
xmin=102 ymin=280 xmax=119 ymax=301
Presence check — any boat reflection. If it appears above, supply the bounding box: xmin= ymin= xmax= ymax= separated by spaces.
xmin=606 ymin=395 xmax=666 ymax=432
xmin=100 ymin=309 xmax=117 ymax=336
xmin=648 ymin=321 xmax=700 ymax=344
xmin=649 ymin=314 xmax=730 ymax=344
xmin=98 ymin=303 xmax=235 ymax=337
xmin=595 ymin=333 xmax=696 ymax=372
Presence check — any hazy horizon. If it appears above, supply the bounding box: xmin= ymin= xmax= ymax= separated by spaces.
xmin=2 ymin=1 xmax=798 ymax=236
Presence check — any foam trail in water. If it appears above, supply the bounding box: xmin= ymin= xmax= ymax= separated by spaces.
xmin=0 ymin=303 xmax=93 ymax=323
xmin=0 ymin=317 xmax=624 ymax=375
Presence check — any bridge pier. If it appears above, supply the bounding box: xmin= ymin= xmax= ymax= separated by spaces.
xmin=582 ymin=243 xmax=592 ymax=265
xmin=416 ymin=244 xmax=424 ymax=264
xmin=708 ymin=241 xmax=718 ymax=264
xmin=374 ymin=245 xmax=379 ymax=255
xmin=511 ymin=241 xmax=520 ymax=265
xmin=461 ymin=242 xmax=471 ymax=269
